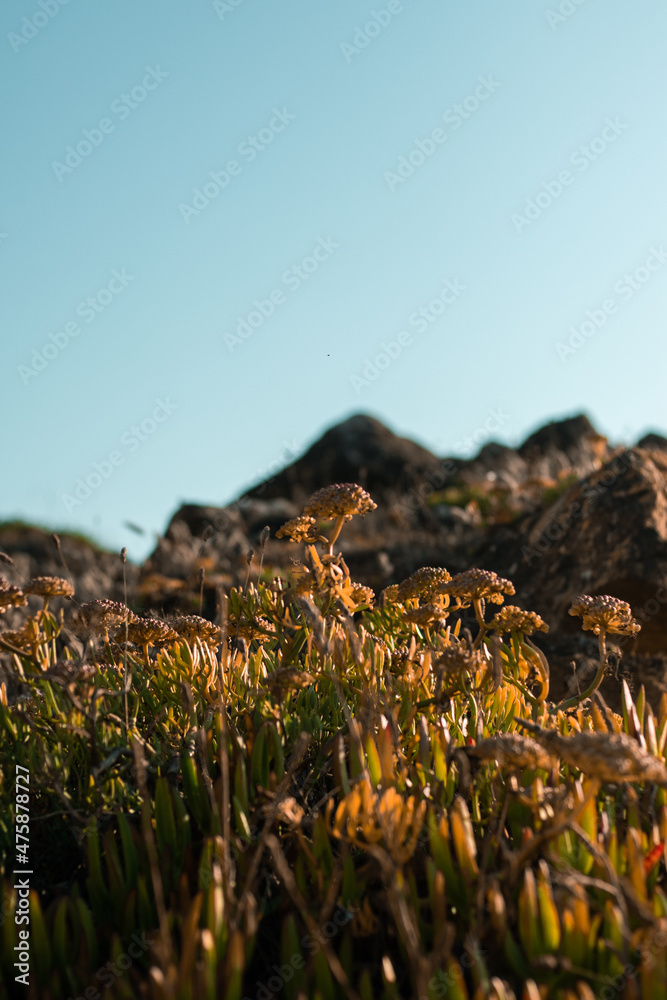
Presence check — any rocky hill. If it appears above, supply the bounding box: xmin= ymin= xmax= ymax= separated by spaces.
xmin=3 ymin=412 xmax=667 ymax=707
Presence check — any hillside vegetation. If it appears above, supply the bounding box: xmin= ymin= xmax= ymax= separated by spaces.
xmin=1 ymin=483 xmax=667 ymax=999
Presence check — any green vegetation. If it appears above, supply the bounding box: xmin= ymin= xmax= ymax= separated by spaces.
xmin=0 ymin=520 xmax=104 ymax=552
xmin=1 ymin=485 xmax=666 ymax=999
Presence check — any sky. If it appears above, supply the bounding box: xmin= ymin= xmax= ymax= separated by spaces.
xmin=1 ymin=0 xmax=666 ymax=562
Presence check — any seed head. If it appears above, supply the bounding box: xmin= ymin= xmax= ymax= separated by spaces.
xmin=490 ymin=606 xmax=548 ymax=636
xmin=350 ymin=584 xmax=375 ymax=609
xmin=569 ymin=595 xmax=640 ymax=637
xmin=437 ymin=568 xmax=515 ymax=605
xmin=393 ymin=567 xmax=452 ymax=603
xmin=0 ymin=620 xmax=40 ymax=650
xmin=48 ymin=659 xmax=98 ymax=681
xmin=433 ymin=644 xmax=486 ymax=675
xmin=120 ymin=618 xmax=179 ymax=647
xmin=516 ymin=719 xmax=667 ymax=784
xmin=265 ymin=666 xmax=315 ymax=694
xmin=230 ymin=616 xmax=276 ymax=640
xmin=24 ymin=576 xmax=74 ymax=600
xmin=466 ymin=734 xmax=557 ymax=772
xmin=276 ymin=515 xmax=320 ymax=543
xmin=72 ymin=599 xmax=135 ymax=639
xmin=170 ymin=615 xmax=220 ymax=648
xmin=0 ymin=579 xmax=27 ymax=613
xmin=403 ymin=604 xmax=449 ymax=626
xmin=303 ymin=483 xmax=377 ymax=521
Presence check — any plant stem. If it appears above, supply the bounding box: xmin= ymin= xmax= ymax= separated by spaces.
xmin=327 ymin=515 xmax=346 ymax=554
xmin=551 ymin=629 xmax=608 ymax=713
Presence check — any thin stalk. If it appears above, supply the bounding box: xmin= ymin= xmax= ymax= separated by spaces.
xmin=326 ymin=515 xmax=347 ymax=554
xmin=551 ymin=629 xmax=608 ymax=713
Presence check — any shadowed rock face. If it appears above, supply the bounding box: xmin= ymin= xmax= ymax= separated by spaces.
xmin=0 ymin=523 xmax=139 ymax=630
xmin=637 ymin=432 xmax=667 ymax=453
xmin=3 ymin=411 xmax=667 ymax=707
xmin=517 ymin=414 xmax=607 ymax=479
xmin=243 ymin=414 xmax=445 ymax=503
xmin=497 ymin=447 xmax=667 ymax=649
xmin=470 ymin=446 xmax=667 ymax=703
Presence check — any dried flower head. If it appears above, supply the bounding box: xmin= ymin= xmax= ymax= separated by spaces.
xmin=47 ymin=659 xmax=98 ymax=682
xmin=303 ymin=483 xmax=377 ymax=521
xmin=383 ymin=584 xmax=401 ymax=604
xmin=265 ymin=666 xmax=315 ymax=694
xmin=171 ymin=615 xmax=220 ymax=648
xmin=433 ymin=644 xmax=486 ymax=675
xmin=276 ymin=515 xmax=320 ymax=543
xmin=466 ymin=734 xmax=557 ymax=772
xmin=121 ymin=618 xmax=179 ymax=648
xmin=403 ymin=604 xmax=449 ymax=627
xmin=393 ymin=567 xmax=452 ymax=603
xmin=230 ymin=616 xmax=276 ymax=641
xmin=0 ymin=620 xmax=40 ymax=651
xmin=0 ymin=579 xmax=27 ymax=613
xmin=490 ymin=606 xmax=548 ymax=636
xmin=569 ymin=595 xmax=641 ymax=637
xmin=24 ymin=576 xmax=74 ymax=600
xmin=71 ymin=599 xmax=135 ymax=641
xmin=265 ymin=795 xmax=305 ymax=827
xmin=437 ymin=568 xmax=515 ymax=605
xmin=350 ymin=584 xmax=375 ymax=609
xmin=516 ymin=719 xmax=667 ymax=784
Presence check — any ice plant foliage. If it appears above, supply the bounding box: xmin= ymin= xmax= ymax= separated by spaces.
xmin=0 ymin=485 xmax=666 ymax=999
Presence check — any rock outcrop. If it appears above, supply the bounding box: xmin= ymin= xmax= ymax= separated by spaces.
xmin=3 ymin=412 xmax=667 ymax=707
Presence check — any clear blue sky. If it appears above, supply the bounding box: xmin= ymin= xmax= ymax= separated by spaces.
xmin=1 ymin=0 xmax=666 ymax=561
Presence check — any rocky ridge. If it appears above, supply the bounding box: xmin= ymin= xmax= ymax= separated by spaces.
xmin=3 ymin=413 xmax=667 ymax=706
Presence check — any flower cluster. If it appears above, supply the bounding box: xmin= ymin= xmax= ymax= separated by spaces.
xmin=24 ymin=576 xmax=74 ymax=600
xmin=385 ymin=567 xmax=452 ymax=604
xmin=489 ymin=606 xmax=548 ymax=636
xmin=569 ymin=594 xmax=641 ymax=637
xmin=170 ymin=615 xmax=221 ymax=648
xmin=275 ymin=515 xmax=320 ymax=543
xmin=0 ymin=579 xmax=27 ymax=613
xmin=303 ymin=483 xmax=377 ymax=521
xmin=517 ymin=719 xmax=667 ymax=784
xmin=437 ymin=568 xmax=515 ymax=606
xmin=118 ymin=618 xmax=180 ymax=648
xmin=70 ymin=600 xmax=136 ymax=642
